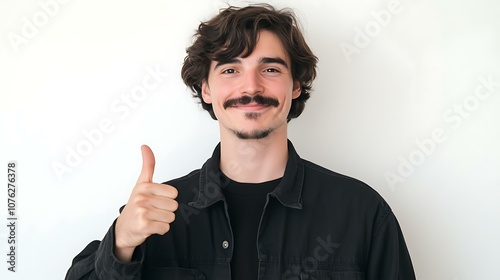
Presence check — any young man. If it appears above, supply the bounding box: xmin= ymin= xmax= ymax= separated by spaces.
xmin=66 ymin=4 xmax=416 ymax=280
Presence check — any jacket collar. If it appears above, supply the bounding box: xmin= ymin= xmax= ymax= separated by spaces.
xmin=188 ymin=140 xmax=304 ymax=210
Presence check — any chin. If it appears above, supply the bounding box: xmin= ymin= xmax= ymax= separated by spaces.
xmin=234 ymin=128 xmax=274 ymax=140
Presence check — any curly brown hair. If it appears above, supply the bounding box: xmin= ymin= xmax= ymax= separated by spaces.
xmin=181 ymin=4 xmax=318 ymax=121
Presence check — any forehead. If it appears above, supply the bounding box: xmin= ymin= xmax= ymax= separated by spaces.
xmin=253 ymin=30 xmax=290 ymax=60
xmin=211 ymin=30 xmax=291 ymax=68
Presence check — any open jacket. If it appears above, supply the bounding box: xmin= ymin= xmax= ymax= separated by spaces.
xmin=65 ymin=141 xmax=416 ymax=280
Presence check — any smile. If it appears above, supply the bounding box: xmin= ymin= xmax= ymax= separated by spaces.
xmin=230 ymin=103 xmax=270 ymax=111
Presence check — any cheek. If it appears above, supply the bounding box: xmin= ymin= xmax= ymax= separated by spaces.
xmin=282 ymin=97 xmax=293 ymax=112
xmin=210 ymin=93 xmax=228 ymax=117
xmin=210 ymin=102 xmax=225 ymax=121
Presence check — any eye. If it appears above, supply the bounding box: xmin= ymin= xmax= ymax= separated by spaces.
xmin=222 ymin=69 xmax=236 ymax=74
xmin=264 ymin=67 xmax=281 ymax=73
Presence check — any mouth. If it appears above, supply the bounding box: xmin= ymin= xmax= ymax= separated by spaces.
xmin=231 ymin=102 xmax=270 ymax=111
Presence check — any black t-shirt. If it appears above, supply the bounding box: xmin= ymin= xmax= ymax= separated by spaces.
xmin=221 ymin=174 xmax=281 ymax=280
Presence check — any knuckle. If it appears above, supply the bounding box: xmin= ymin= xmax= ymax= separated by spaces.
xmin=136 ymin=206 xmax=148 ymax=217
xmin=165 ymin=184 xmax=178 ymax=198
xmin=171 ymin=187 xmax=179 ymax=198
xmin=141 ymin=183 xmax=154 ymax=192
xmin=171 ymin=200 xmax=179 ymax=210
xmin=133 ymin=194 xmax=150 ymax=207
xmin=167 ymin=212 xmax=176 ymax=223
xmin=137 ymin=217 xmax=149 ymax=230
xmin=165 ymin=199 xmax=178 ymax=211
xmin=134 ymin=182 xmax=147 ymax=192
xmin=161 ymin=223 xmax=171 ymax=234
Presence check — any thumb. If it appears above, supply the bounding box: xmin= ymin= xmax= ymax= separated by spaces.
xmin=137 ymin=144 xmax=155 ymax=183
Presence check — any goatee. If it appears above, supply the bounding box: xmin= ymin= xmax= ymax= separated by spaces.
xmin=234 ymin=128 xmax=273 ymax=140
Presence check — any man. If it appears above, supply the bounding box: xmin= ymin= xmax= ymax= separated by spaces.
xmin=66 ymin=4 xmax=416 ymax=280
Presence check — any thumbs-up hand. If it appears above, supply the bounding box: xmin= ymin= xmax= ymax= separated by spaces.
xmin=114 ymin=145 xmax=179 ymax=262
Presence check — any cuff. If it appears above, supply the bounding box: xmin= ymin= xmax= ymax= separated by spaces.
xmin=94 ymin=219 xmax=143 ymax=279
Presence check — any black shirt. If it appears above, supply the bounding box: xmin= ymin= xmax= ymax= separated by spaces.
xmin=65 ymin=140 xmax=416 ymax=280
xmin=221 ymin=174 xmax=280 ymax=280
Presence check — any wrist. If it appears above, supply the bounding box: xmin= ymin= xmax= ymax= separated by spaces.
xmin=113 ymin=224 xmax=137 ymax=262
xmin=114 ymin=243 xmax=136 ymax=262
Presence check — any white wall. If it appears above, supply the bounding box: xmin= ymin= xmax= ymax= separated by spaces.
xmin=0 ymin=0 xmax=499 ymax=279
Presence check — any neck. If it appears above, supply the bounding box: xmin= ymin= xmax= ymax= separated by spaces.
xmin=219 ymin=129 xmax=289 ymax=183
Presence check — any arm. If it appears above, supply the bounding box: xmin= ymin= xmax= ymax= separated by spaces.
xmin=65 ymin=221 xmax=143 ymax=280
xmin=65 ymin=145 xmax=178 ymax=279
xmin=366 ymin=210 xmax=416 ymax=280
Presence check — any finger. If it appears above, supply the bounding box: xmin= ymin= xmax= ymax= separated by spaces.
xmin=148 ymin=196 xmax=179 ymax=212
xmin=137 ymin=145 xmax=155 ymax=183
xmin=144 ymin=220 xmax=172 ymax=236
xmin=146 ymin=209 xmax=176 ymax=224
xmin=140 ymin=183 xmax=178 ymax=199
xmin=150 ymin=183 xmax=178 ymax=199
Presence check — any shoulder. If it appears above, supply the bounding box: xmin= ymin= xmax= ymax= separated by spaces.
xmin=302 ymin=159 xmax=378 ymax=194
xmin=162 ymin=168 xmax=201 ymax=186
xmin=301 ymin=159 xmax=390 ymax=211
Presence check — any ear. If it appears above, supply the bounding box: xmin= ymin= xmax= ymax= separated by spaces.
xmin=292 ymin=81 xmax=301 ymax=99
xmin=201 ymin=80 xmax=212 ymax=104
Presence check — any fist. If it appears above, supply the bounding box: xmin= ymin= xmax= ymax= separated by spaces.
xmin=114 ymin=145 xmax=178 ymax=261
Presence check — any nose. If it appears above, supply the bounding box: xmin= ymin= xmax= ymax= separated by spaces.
xmin=240 ymin=70 xmax=263 ymax=95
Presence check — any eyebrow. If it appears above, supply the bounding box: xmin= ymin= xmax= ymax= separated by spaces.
xmin=214 ymin=58 xmax=240 ymax=70
xmin=260 ymin=57 xmax=289 ymax=69
xmin=213 ymin=57 xmax=289 ymax=70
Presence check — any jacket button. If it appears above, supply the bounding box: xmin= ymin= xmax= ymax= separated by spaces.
xmin=222 ymin=240 xmax=229 ymax=249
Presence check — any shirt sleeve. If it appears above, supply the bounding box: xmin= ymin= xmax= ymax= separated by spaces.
xmin=365 ymin=209 xmax=416 ymax=280
xmin=65 ymin=220 xmax=144 ymax=280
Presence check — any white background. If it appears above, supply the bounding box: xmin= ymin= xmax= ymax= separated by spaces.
xmin=1 ymin=0 xmax=499 ymax=279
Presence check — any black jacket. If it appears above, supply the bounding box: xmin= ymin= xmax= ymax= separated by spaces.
xmin=66 ymin=141 xmax=416 ymax=279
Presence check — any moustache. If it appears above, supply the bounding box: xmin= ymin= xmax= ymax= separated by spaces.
xmin=223 ymin=95 xmax=279 ymax=109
